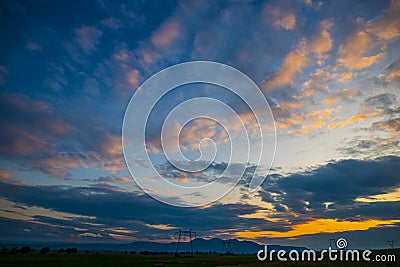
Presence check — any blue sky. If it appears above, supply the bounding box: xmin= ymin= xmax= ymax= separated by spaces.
xmin=0 ymin=0 xmax=399 ymax=249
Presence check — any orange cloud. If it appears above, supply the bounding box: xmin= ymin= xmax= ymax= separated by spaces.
xmin=234 ymin=218 xmax=400 ymax=239
xmin=372 ymin=118 xmax=400 ymax=137
xmin=108 ymin=228 xmax=136 ymax=234
xmin=151 ymin=19 xmax=180 ymax=49
xmin=328 ymin=110 xmax=383 ymax=129
xmin=148 ymin=117 xmax=230 ymax=154
xmin=339 ymin=72 xmax=353 ymax=82
xmin=78 ymin=233 xmax=103 ymax=238
xmin=366 ymin=0 xmax=400 ymax=40
xmin=174 ymin=173 xmax=191 ymax=184
xmin=356 ymin=187 xmax=400 ymax=203
xmin=288 ymin=121 xmax=326 ymax=136
xmin=0 ymin=170 xmax=11 ymax=180
xmin=126 ymin=69 xmax=139 ymax=87
xmin=276 ymin=108 xmax=337 ymax=136
xmin=98 ymin=133 xmax=125 ymax=172
xmin=301 ymin=69 xmax=336 ymax=97
xmin=143 ymin=223 xmax=177 ymax=230
xmin=97 ymin=176 xmax=131 ymax=184
xmin=322 ymin=88 xmax=359 ymax=105
xmin=385 ymin=70 xmax=400 ymax=83
xmin=311 ymin=20 xmax=333 ymax=54
xmin=180 ymin=118 xmax=218 ymax=150
xmin=262 ymin=39 xmax=310 ymax=90
xmin=337 ymin=31 xmax=384 ymax=69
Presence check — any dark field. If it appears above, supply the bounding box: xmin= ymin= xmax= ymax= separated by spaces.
xmin=1 ymin=250 xmax=399 ymax=267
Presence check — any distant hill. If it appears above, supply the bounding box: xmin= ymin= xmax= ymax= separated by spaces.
xmin=1 ymin=238 xmax=309 ymax=254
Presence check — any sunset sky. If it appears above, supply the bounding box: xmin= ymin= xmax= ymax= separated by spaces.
xmin=0 ymin=0 xmax=399 ymax=250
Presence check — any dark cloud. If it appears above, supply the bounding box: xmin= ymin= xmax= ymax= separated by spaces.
xmin=0 ymin=181 xmax=272 ymax=241
xmin=260 ymin=156 xmax=400 ymax=220
xmin=0 ymin=156 xmax=399 ymax=245
xmin=360 ymin=93 xmax=397 ymax=114
xmin=373 ymin=117 xmax=400 ymax=132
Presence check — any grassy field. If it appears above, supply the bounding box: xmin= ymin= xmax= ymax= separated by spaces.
xmin=1 ymin=250 xmax=399 ymax=267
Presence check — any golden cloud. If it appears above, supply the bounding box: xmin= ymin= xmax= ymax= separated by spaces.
xmin=328 ymin=110 xmax=383 ymax=129
xmin=356 ymin=187 xmax=400 ymax=203
xmin=234 ymin=218 xmax=400 ymax=239
xmin=262 ymin=39 xmax=310 ymax=90
xmin=337 ymin=31 xmax=384 ymax=70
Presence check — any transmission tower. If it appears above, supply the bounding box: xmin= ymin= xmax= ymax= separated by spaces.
xmin=329 ymin=238 xmax=336 ymax=248
xmin=387 ymin=240 xmax=395 ymax=249
xmin=174 ymin=229 xmax=196 ymax=256
xmin=221 ymin=240 xmax=233 ymax=255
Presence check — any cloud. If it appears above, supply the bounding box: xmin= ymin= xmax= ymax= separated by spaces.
xmin=337 ymin=31 xmax=384 ymax=70
xmin=151 ymin=19 xmax=180 ymax=49
xmin=327 ymin=110 xmax=383 ymax=129
xmin=235 ymin=218 xmax=400 ymax=239
xmin=126 ymin=69 xmax=140 ymax=87
xmin=262 ymin=39 xmax=310 ymax=91
xmin=379 ymin=59 xmax=400 ymax=83
xmin=236 ymin=156 xmax=400 ymax=239
xmin=322 ymin=88 xmax=360 ymax=106
xmin=372 ymin=118 xmax=400 ymax=133
xmin=92 ymin=176 xmax=131 ymax=184
xmin=0 ymin=197 xmax=95 ymax=222
xmin=339 ymin=136 xmax=399 ymax=159
xmin=74 ymin=26 xmax=103 ymax=54
xmin=356 ymin=187 xmax=400 ymax=203
xmin=0 ymin=157 xmax=399 ymax=244
xmin=0 ymin=93 xmax=73 ymax=156
xmin=301 ymin=69 xmax=336 ymax=97
xmin=0 ymin=181 xmax=264 ymax=242
xmin=262 ymin=7 xmax=334 ymax=92
xmin=0 ymin=93 xmax=126 ymax=177
xmin=275 ymin=108 xmax=337 ymax=136
xmin=338 ymin=72 xmax=353 ymax=82
xmin=264 ymin=4 xmax=296 ymax=30
xmin=25 ymin=41 xmax=42 ymax=51
xmin=0 ymin=65 xmax=7 ymax=84
xmin=366 ymin=0 xmax=400 ymax=40
xmin=262 ymin=156 xmax=400 ymax=209
xmin=0 ymin=170 xmax=11 ymax=180
xmin=360 ymin=93 xmax=397 ymax=114
xmin=101 ymin=17 xmax=123 ymax=29
xmin=311 ymin=20 xmax=333 ymax=54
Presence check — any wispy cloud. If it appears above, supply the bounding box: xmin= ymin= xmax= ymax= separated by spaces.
xmin=264 ymin=4 xmax=296 ymax=30
xmin=74 ymin=26 xmax=103 ymax=54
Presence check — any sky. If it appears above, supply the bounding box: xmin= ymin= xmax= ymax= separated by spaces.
xmin=0 ymin=0 xmax=399 ymax=250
